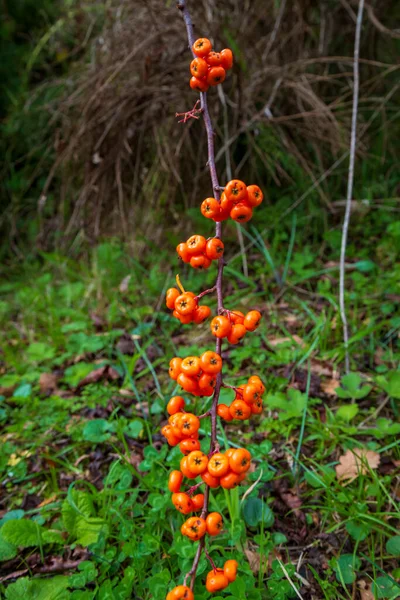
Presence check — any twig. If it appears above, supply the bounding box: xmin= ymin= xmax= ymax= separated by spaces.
xmin=339 ymin=0 xmax=365 ymax=374
xmin=177 ymin=0 xmax=225 ymax=590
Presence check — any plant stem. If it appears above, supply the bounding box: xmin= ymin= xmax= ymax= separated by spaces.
xmin=178 ymin=0 xmax=225 ymax=589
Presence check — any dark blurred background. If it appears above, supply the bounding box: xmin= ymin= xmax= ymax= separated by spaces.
xmin=0 ymin=0 xmax=399 ymax=263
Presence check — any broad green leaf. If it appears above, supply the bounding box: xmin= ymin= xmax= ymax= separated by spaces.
xmin=75 ymin=517 xmax=107 ymax=546
xmin=243 ymin=497 xmax=274 ymax=528
xmin=5 ymin=577 xmax=33 ymax=599
xmin=1 ymin=519 xmax=44 ymax=548
xmin=27 ymin=342 xmax=55 ymax=362
xmin=336 ymin=404 xmax=359 ymax=421
xmin=0 ymin=533 xmax=17 ymax=561
xmin=83 ymin=418 xmax=112 ymax=443
xmin=345 ymin=520 xmax=370 ymax=541
xmin=386 ymin=535 xmax=400 ymax=556
xmin=332 ymin=554 xmax=361 ymax=584
xmin=62 ymin=489 xmax=94 ymax=535
xmin=12 ymin=383 xmax=32 ymax=398
xmin=371 ymin=576 xmax=400 ymax=599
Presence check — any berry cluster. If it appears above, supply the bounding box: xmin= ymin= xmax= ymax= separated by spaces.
xmin=177 ymin=235 xmax=224 ymax=270
xmin=211 ymin=309 xmax=262 ymax=344
xmin=218 ymin=375 xmax=266 ymax=421
xmin=166 ymin=288 xmax=211 ymax=325
xmin=206 ymin=560 xmax=238 ymax=592
xmin=168 ymin=351 xmax=222 ymax=396
xmin=201 ymin=180 xmax=264 ymax=223
xmin=190 ymin=38 xmax=233 ymax=92
xmin=181 ymin=511 xmax=223 ymax=540
xmin=166 ymin=586 xmax=194 ymax=600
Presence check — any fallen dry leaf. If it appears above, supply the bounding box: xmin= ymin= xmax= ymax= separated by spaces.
xmin=267 ymin=335 xmax=305 ymax=348
xmin=76 ymin=365 xmax=120 ymax=389
xmin=39 ymin=372 xmax=58 ymax=395
xmin=245 ymin=548 xmax=260 ymax=573
xmin=357 ymin=579 xmax=375 ymax=600
xmin=335 ymin=448 xmax=381 ymax=482
xmin=321 ymin=378 xmax=340 ymax=396
xmin=38 ymin=494 xmax=58 ymax=508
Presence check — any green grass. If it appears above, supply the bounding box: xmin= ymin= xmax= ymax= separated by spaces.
xmin=0 ymin=204 xmax=399 ymax=600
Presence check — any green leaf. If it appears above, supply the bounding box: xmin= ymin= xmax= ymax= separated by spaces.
xmin=62 ymin=489 xmax=94 ymax=535
xmin=371 ymin=576 xmax=400 ymax=599
xmin=336 ymin=373 xmax=372 ymax=399
xmin=378 ymin=371 xmax=400 ymax=399
xmin=345 ymin=520 xmax=370 ymax=541
xmin=27 ymin=342 xmax=55 ymax=362
xmin=12 ymin=383 xmax=32 ymax=398
xmin=386 ymin=535 xmax=400 ymax=556
xmin=354 ymin=260 xmax=376 ymax=272
xmin=75 ymin=517 xmax=107 ymax=546
xmin=0 ymin=533 xmax=17 ymax=561
xmin=5 ymin=577 xmax=33 ymax=599
xmin=1 ymin=519 xmax=44 ymax=548
xmin=336 ymin=404 xmax=359 ymax=421
xmin=42 ymin=530 xmax=64 ymax=544
xmin=243 ymin=497 xmax=274 ymax=528
xmin=332 ymin=554 xmax=361 ymax=584
xmin=82 ymin=418 xmax=112 ymax=443
xmin=126 ymin=419 xmax=143 ymax=438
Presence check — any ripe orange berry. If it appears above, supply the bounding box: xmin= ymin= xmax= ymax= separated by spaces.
xmin=220 ymin=192 xmax=234 ymax=212
xmin=189 ymin=76 xmax=209 ymax=92
xmin=229 ymin=310 xmax=245 ymax=324
xmin=172 ymin=492 xmax=193 ymax=514
xmin=206 ymin=512 xmax=224 ymax=536
xmin=230 ymin=203 xmax=253 ymax=223
xmin=201 ymin=471 xmax=220 ymax=488
xmin=224 ymin=179 xmax=248 ymax=203
xmin=181 ymin=516 xmax=206 ymax=540
xmin=173 ymin=310 xmax=193 ymax=324
xmin=244 ymin=310 xmax=262 ymax=331
xmin=192 ymin=38 xmax=212 ymax=57
xmin=190 ymin=255 xmax=212 ymax=270
xmin=220 ymin=48 xmax=233 ymax=70
xmin=200 ymin=351 xmax=222 ymax=374
xmin=205 ymin=237 xmax=224 ymax=260
xmin=208 ymin=453 xmax=230 ymax=477
xmin=206 ymin=569 xmax=229 ymax=592
xmin=224 ymin=559 xmax=238 ymax=582
xmin=190 ymin=57 xmax=208 ymax=78
xmin=168 ymin=470 xmax=184 ymax=493
xmin=169 ymin=357 xmax=183 ymax=380
xmin=229 ymin=448 xmax=251 ymax=474
xmin=181 ymin=356 xmax=202 ymax=376
xmin=179 ymin=438 xmax=201 ymax=455
xmin=179 ymin=413 xmax=200 ymax=437
xmin=175 ymin=293 xmax=197 ymax=316
xmin=180 ymin=456 xmax=198 ymax=479
xmin=169 ymin=412 xmax=184 ymax=436
xmin=227 ymin=323 xmax=247 ymax=344
xmin=207 ymin=66 xmax=226 ymax=86
xmin=198 ymin=372 xmax=216 ymax=391
xmin=246 ymin=184 xmax=264 ymax=207
xmin=166 ymin=287 xmax=180 ymax=310
xmin=186 ymin=234 xmax=207 ymax=255
xmin=187 ymin=450 xmax=209 ymax=475
xmin=248 ymin=375 xmax=266 ymax=394
xmin=176 ymin=242 xmax=191 ymax=263
xmin=177 ymin=372 xmax=199 ymax=394
xmin=213 ymin=205 xmax=231 ymax=222
xmin=161 ymin=425 xmax=180 ymax=446
xmin=201 ymin=197 xmax=220 ymax=219
xmin=220 ymin=471 xmax=241 ymax=489
xmin=251 ymin=399 xmax=263 ymax=414
xmin=191 ymin=493 xmax=205 ymax=511
xmin=167 ymin=395 xmax=185 ymax=415
xmin=217 ymin=403 xmax=234 ymax=421
xmin=205 ymin=51 xmax=222 ymax=66
xmin=192 ymin=305 xmax=211 ymax=324
xmin=229 ymin=399 xmax=251 ymax=420
xmin=211 ymin=315 xmax=232 ymax=338
xmin=243 ymin=383 xmax=262 ymax=404
xmin=166 ymin=585 xmax=194 ymax=600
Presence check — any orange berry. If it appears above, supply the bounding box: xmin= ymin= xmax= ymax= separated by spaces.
xmin=208 ymin=453 xmax=230 ymax=477
xmin=181 ymin=516 xmax=206 ymax=540
xmin=205 ymin=237 xmax=224 ymax=260
xmin=229 ymin=310 xmax=245 ymax=324
xmin=248 ymin=375 xmax=266 ymax=394
xmin=244 ymin=310 xmax=262 ymax=331
xmin=161 ymin=425 xmax=180 ymax=446
xmin=224 ymin=179 xmax=248 ymax=203
xmin=206 ymin=512 xmax=224 ymax=536
xmin=206 ymin=569 xmax=229 ymax=592
xmin=193 ymin=305 xmax=211 ymax=324
xmin=251 ymin=399 xmax=263 ymax=414
xmin=246 ymin=184 xmax=264 ymax=207
xmin=230 ymin=203 xmax=253 ymax=223
xmin=180 ymin=455 xmax=198 ymax=479
xmin=224 ymin=559 xmax=238 ymax=582
xmin=243 ymin=383 xmax=262 ymax=405
xmin=190 ymin=255 xmax=212 ymax=270
xmin=176 ymin=242 xmax=191 ymax=263
xmin=166 ymin=288 xmax=180 ymax=310
xmin=186 ymin=234 xmax=207 ymax=255
xmin=189 ymin=76 xmax=209 ymax=92
xmin=229 ymin=399 xmax=251 ymax=420
xmin=211 ymin=315 xmax=232 ymax=338
xmin=205 ymin=51 xmax=222 ymax=66
xmin=187 ymin=450 xmax=209 ymax=475
xmin=190 ymin=57 xmax=208 ymax=78
xmin=169 ymin=412 xmax=184 ymax=437
xmin=227 ymin=323 xmax=247 ymax=344
xmin=207 ymin=66 xmax=226 ymax=86
xmin=220 ymin=192 xmax=234 ymax=212
xmin=167 ymin=395 xmax=185 ymax=415
xmin=220 ymin=48 xmax=233 ymax=70
xmin=169 ymin=357 xmax=182 ymax=380
xmin=229 ymin=448 xmax=251 ymax=474
xmin=175 ymin=293 xmax=197 ymax=316
xmin=198 ymin=372 xmax=217 ymax=391
xmin=179 ymin=413 xmax=200 ymax=437
xmin=171 ymin=492 xmax=193 ymax=514
xmin=220 ymin=471 xmax=241 ymax=489
xmin=166 ymin=585 xmax=194 ymax=600
xmin=217 ymin=403 xmax=234 ymax=421
xmin=179 ymin=438 xmax=201 ymax=455
xmin=177 ymin=372 xmax=199 ymax=394
xmin=192 ymin=38 xmax=212 ymax=57
xmin=213 ymin=205 xmax=231 ymax=222
xmin=168 ymin=470 xmax=184 ymax=493
xmin=201 ymin=471 xmax=220 ymax=488
xmin=201 ymin=197 xmax=220 ymax=219
xmin=200 ymin=351 xmax=222 ymax=374
xmin=181 ymin=356 xmax=202 ymax=376
xmin=191 ymin=493 xmax=205 ymax=511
